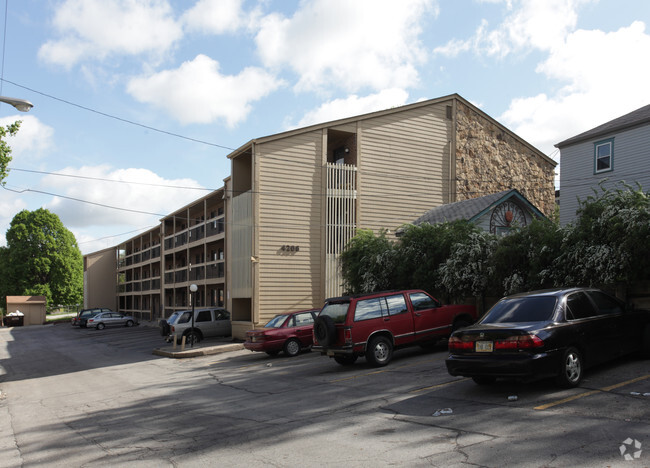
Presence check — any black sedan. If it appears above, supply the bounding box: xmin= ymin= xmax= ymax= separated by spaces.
xmin=445 ymin=288 xmax=650 ymax=387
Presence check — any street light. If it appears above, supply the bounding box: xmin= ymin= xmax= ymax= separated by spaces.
xmin=189 ymin=283 xmax=198 ymax=348
xmin=0 ymin=96 xmax=33 ymax=112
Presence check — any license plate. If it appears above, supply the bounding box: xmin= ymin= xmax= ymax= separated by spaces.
xmin=475 ymin=341 xmax=493 ymax=352
xmin=327 ymin=350 xmax=334 ymax=356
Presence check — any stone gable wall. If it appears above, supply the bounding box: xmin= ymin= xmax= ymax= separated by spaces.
xmin=455 ymin=101 xmax=556 ymax=216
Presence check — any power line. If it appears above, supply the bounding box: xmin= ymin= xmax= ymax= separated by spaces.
xmin=0 ymin=78 xmax=237 ymax=151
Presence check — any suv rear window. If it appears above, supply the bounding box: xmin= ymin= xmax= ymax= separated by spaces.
xmin=354 ymin=294 xmax=408 ymax=321
xmin=320 ymin=302 xmax=349 ymax=324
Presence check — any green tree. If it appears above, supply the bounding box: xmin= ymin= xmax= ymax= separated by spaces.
xmin=395 ymin=220 xmax=479 ymax=298
xmin=1 ymin=208 xmax=83 ymax=306
xmin=491 ymin=218 xmax=563 ymax=295
xmin=339 ymin=229 xmax=397 ymax=294
xmin=552 ymin=183 xmax=650 ymax=286
xmin=438 ymin=230 xmax=498 ymax=301
xmin=0 ymin=120 xmax=21 ymax=185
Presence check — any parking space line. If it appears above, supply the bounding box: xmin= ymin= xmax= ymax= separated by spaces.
xmin=534 ymin=374 xmax=650 ymax=411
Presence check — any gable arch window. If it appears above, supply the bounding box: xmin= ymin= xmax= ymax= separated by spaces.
xmin=594 ymin=138 xmax=614 ymax=174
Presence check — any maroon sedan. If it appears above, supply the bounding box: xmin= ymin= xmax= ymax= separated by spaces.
xmin=244 ymin=309 xmax=319 ymax=357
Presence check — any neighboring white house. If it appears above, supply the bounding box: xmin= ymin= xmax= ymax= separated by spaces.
xmin=556 ymin=103 xmax=650 ymax=225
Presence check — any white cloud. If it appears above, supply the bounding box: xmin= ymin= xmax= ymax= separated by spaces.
xmin=0 ymin=115 xmax=55 ymax=163
xmin=255 ymin=0 xmax=436 ymax=93
xmin=181 ymin=0 xmax=256 ymax=34
xmin=434 ymin=0 xmax=593 ymax=58
xmin=41 ymin=165 xmax=206 ymax=229
xmin=38 ymin=0 xmax=182 ymax=68
xmin=292 ymin=89 xmax=410 ymax=129
xmin=126 ymin=54 xmax=284 ymax=126
xmin=501 ymin=21 xmax=650 ymax=154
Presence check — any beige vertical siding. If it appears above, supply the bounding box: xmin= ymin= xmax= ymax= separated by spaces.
xmin=255 ymin=131 xmax=324 ymax=324
xmin=231 ymin=191 xmax=253 ymax=298
xmin=357 ymin=102 xmax=452 ymax=232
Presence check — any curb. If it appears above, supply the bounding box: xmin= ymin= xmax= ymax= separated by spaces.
xmin=152 ymin=343 xmax=244 ymax=359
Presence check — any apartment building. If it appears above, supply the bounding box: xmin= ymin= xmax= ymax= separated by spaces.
xmin=224 ymin=94 xmax=556 ymax=338
xmin=85 ymin=93 xmax=556 ymax=339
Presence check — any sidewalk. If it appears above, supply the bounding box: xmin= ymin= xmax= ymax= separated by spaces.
xmin=140 ymin=321 xmax=245 ymax=359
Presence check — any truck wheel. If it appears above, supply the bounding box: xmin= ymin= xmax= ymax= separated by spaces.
xmin=365 ymin=336 xmax=393 ymax=367
xmin=186 ymin=331 xmax=201 ymax=346
xmin=314 ymin=316 xmax=336 ymax=347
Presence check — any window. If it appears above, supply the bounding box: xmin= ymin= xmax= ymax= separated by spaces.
xmin=385 ymin=295 xmax=408 ymax=315
xmin=566 ymin=292 xmax=597 ymax=320
xmin=594 ymin=138 xmax=614 ymax=173
xmin=587 ymin=291 xmax=623 ymax=315
xmin=354 ymin=298 xmax=384 ymax=321
xmin=409 ymin=292 xmax=437 ymax=311
xmin=196 ymin=310 xmax=212 ymax=322
xmin=293 ymin=312 xmax=315 ymax=326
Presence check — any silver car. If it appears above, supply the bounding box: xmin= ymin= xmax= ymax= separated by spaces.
xmin=86 ymin=312 xmax=136 ymax=330
xmin=164 ymin=308 xmax=231 ymax=345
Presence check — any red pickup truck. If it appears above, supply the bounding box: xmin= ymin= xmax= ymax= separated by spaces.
xmin=312 ymin=289 xmax=477 ymax=367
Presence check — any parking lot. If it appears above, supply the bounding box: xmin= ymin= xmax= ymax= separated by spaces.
xmin=1 ymin=323 xmax=648 ymax=467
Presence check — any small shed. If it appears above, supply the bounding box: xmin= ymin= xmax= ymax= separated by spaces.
xmin=5 ymin=296 xmax=47 ymax=326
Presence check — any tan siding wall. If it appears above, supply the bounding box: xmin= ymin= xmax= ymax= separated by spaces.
xmin=84 ymin=249 xmax=117 ymax=310
xmin=255 ymin=131 xmax=324 ymax=325
xmin=358 ymin=102 xmax=452 ymax=232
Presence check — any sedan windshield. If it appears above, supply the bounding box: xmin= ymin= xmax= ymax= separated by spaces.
xmin=265 ymin=315 xmax=288 ymax=328
xmin=481 ymin=296 xmax=557 ymax=323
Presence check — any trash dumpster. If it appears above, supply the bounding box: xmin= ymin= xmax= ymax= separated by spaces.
xmin=3 ymin=313 xmax=24 ymax=327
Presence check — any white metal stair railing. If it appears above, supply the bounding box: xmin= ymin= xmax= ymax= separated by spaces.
xmin=325 ymin=162 xmax=357 ymax=298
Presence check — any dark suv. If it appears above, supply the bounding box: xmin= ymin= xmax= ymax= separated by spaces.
xmin=312 ymin=289 xmax=477 ymax=367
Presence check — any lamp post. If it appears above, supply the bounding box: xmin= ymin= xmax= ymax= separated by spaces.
xmin=0 ymin=96 xmax=33 ymax=112
xmin=189 ymin=283 xmax=198 ymax=347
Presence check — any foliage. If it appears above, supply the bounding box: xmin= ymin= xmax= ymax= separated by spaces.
xmin=338 ymin=185 xmax=650 ymax=302
xmin=1 ymin=208 xmax=83 ymax=306
xmin=339 ymin=229 xmax=397 ymax=294
xmin=0 ymin=120 xmax=21 ymax=185
xmin=439 ymin=231 xmax=497 ymax=299
xmin=491 ymin=218 xmax=563 ymax=295
xmin=551 ymin=183 xmax=650 ymax=286
xmin=394 ymin=221 xmax=480 ymax=298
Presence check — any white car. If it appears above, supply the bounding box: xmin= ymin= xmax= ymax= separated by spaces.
xmin=162 ymin=308 xmax=231 ymax=345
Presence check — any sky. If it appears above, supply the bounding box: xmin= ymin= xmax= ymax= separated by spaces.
xmin=1 ymin=0 xmax=649 ymax=255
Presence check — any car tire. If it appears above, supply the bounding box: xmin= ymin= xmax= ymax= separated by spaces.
xmin=96 ymin=323 xmax=105 ymax=330
xmin=556 ymin=346 xmax=583 ymax=388
xmin=186 ymin=331 xmax=200 ymax=346
xmin=125 ymin=320 xmax=134 ymax=327
xmin=334 ymin=355 xmax=358 ymax=366
xmin=314 ymin=316 xmax=336 ymax=347
xmin=365 ymin=336 xmax=393 ymax=367
xmin=472 ymin=376 xmax=497 ymax=385
xmin=283 ymin=339 xmax=301 ymax=357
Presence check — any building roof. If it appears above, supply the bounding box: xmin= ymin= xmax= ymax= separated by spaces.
xmin=228 ymin=93 xmax=556 ymax=166
xmin=556 ymin=103 xmax=650 ymax=148
xmin=411 ymin=189 xmax=543 ymax=226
